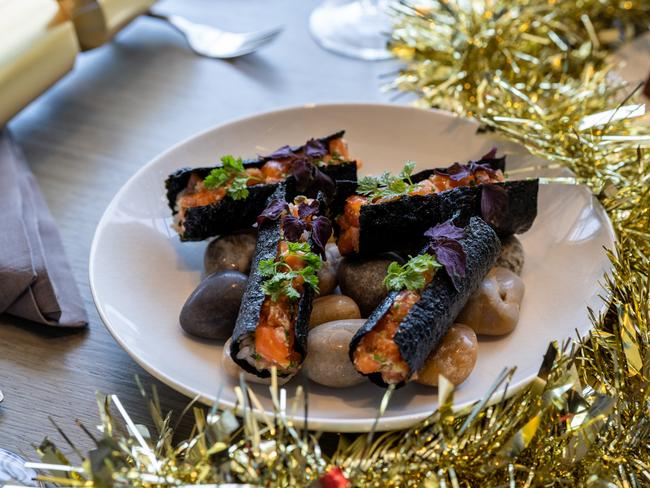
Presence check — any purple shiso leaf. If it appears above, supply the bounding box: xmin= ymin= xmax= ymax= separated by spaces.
xmin=434 ymin=162 xmax=472 ymax=182
xmin=263 ymin=145 xmax=295 ymax=160
xmin=430 ymin=239 xmax=467 ymax=291
xmin=304 ymin=139 xmax=328 ymax=159
xmin=257 ymin=199 xmax=289 ymax=225
xmin=281 ymin=215 xmax=306 ymax=242
xmin=481 ymin=184 xmax=509 ymax=227
xmin=311 ymin=168 xmax=335 ymax=195
xmin=291 ymin=158 xmax=335 ymax=196
xmin=424 ymin=219 xmax=467 ymax=291
xmin=298 ymin=200 xmax=320 ymax=219
xmin=424 ymin=220 xmax=465 ymax=241
xmin=291 ymin=158 xmax=312 ymax=187
xmin=310 ymin=216 xmax=332 ymax=259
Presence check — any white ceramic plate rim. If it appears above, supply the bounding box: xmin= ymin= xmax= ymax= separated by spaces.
xmin=89 ymin=102 xmax=616 ymax=432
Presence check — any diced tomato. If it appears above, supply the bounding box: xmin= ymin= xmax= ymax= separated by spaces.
xmin=285 ymin=253 xmax=305 ymax=271
xmin=245 ymin=168 xmax=264 ymax=185
xmin=261 ymin=160 xmax=287 ymax=182
xmin=178 ymin=186 xmax=226 ymax=208
xmin=256 ymin=325 xmax=291 ymax=367
xmin=328 ymin=138 xmax=350 ymax=160
xmin=337 ymin=226 xmax=359 ymax=256
xmin=256 ymin=298 xmax=295 ymax=368
xmin=409 ymin=179 xmax=435 ymax=196
xmin=336 ymin=195 xmax=365 ymax=255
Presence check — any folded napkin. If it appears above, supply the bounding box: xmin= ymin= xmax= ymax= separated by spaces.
xmin=0 ymin=129 xmax=87 ymax=327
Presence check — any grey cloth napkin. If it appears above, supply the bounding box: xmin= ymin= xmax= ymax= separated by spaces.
xmin=0 ymin=129 xmax=87 ymax=327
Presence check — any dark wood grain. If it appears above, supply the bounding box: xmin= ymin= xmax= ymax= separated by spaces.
xmin=0 ymin=0 xmax=393 ymax=456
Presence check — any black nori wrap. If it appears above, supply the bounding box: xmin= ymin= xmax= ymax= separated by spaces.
xmin=348 ymin=217 xmax=501 ymax=388
xmin=335 ymin=179 xmax=538 ymax=256
xmin=166 ymin=130 xmax=357 ymax=241
xmin=229 ymin=185 xmax=321 ymax=378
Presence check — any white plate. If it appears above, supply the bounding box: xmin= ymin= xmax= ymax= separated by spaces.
xmin=90 ymin=103 xmax=615 ymax=432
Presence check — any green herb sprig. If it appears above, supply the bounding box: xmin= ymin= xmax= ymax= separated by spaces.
xmin=203 ymin=155 xmax=261 ymax=200
xmin=357 ymin=162 xmax=418 ymax=201
xmin=383 ymin=253 xmax=441 ymax=292
xmin=259 ymin=242 xmax=322 ymax=301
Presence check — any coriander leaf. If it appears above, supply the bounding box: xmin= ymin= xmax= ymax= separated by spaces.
xmin=357 ymin=176 xmax=380 ymax=196
xmin=203 ymin=168 xmax=230 ymax=189
xmin=227 ymin=176 xmax=249 ymax=200
xmin=258 ymin=244 xmax=323 ymax=301
xmin=220 ymin=154 xmax=245 ymax=172
xmin=284 ymin=284 xmax=301 ymax=300
xmin=383 ymin=254 xmax=441 ymax=292
xmin=355 ymin=162 xmax=419 ymax=201
xmin=286 ymin=241 xmax=312 ymax=255
xmin=203 ymin=154 xmax=249 ymax=194
xmin=258 ymin=259 xmax=277 ymax=277
xmin=399 ymin=161 xmax=416 ymax=182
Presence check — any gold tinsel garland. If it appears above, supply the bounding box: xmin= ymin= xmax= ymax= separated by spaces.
xmin=19 ymin=1 xmax=650 ymax=486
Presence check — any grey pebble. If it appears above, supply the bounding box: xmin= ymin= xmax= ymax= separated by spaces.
xmin=204 ymin=230 xmax=257 ymax=275
xmin=180 ymin=270 xmax=248 ymax=340
xmin=337 ymin=254 xmax=402 ymax=317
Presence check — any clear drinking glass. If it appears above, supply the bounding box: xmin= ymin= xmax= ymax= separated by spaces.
xmin=309 ymin=0 xmax=393 ymax=61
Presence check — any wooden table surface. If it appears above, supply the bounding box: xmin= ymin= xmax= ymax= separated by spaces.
xmin=0 ymin=0 xmax=396 ymax=456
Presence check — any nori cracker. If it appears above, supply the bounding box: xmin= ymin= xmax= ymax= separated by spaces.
xmin=349 ymin=216 xmax=501 ymax=388
xmin=165 ymin=131 xmax=357 ymax=241
xmin=229 ymin=185 xmax=324 ymax=378
xmin=334 ymin=178 xmax=538 ymax=256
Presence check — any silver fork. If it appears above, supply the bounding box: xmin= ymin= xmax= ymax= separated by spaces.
xmin=147 ymin=11 xmax=283 ymax=59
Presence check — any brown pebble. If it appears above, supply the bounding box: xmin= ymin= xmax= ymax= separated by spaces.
xmin=304 ymin=319 xmax=366 ymax=388
xmin=309 ymin=295 xmax=361 ymax=328
xmin=457 ymin=267 xmax=525 ymax=336
xmin=316 ymin=243 xmax=342 ymax=296
xmin=338 ymin=255 xmax=401 ymax=316
xmin=415 ymin=324 xmax=478 ymax=387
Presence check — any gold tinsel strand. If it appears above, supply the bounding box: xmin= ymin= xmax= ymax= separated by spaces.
xmin=17 ymin=1 xmax=650 ymax=486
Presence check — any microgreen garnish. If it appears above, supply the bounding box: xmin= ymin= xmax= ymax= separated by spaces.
xmin=203 ymin=155 xmax=260 ymax=200
xmin=383 ymin=219 xmax=468 ymax=293
xmin=357 ymin=162 xmax=418 ymax=201
xmin=259 ymin=242 xmax=322 ymax=301
xmin=384 ymin=254 xmax=442 ymax=292
xmin=258 ymin=198 xmax=333 ymax=258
